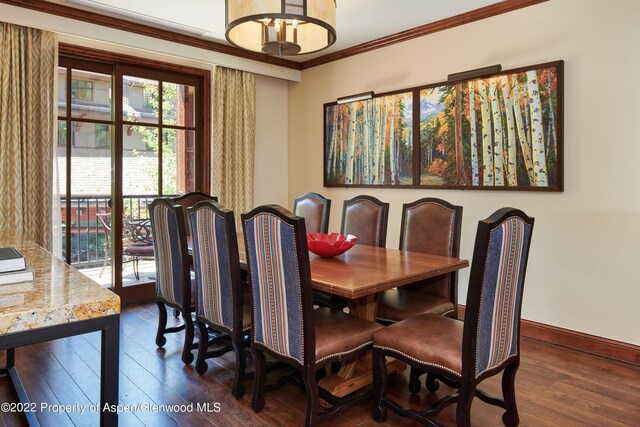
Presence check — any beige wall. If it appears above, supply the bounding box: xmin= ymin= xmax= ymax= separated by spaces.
xmin=255 ymin=75 xmax=289 ymax=207
xmin=288 ymin=0 xmax=640 ymax=345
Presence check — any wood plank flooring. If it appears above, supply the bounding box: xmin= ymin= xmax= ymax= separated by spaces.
xmin=1 ymin=303 xmax=639 ymax=426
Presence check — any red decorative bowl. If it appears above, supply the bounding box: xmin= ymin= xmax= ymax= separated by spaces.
xmin=307 ymin=233 xmax=357 ymax=257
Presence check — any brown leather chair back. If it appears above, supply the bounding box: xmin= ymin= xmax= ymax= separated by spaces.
xmin=293 ymin=193 xmax=331 ymax=234
xmin=340 ymin=195 xmax=389 ymax=247
xmin=400 ymin=198 xmax=462 ymax=302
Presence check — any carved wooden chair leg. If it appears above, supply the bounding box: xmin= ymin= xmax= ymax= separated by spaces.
xmin=195 ymin=321 xmax=209 ymax=375
xmin=155 ymin=302 xmax=168 ymax=347
xmin=303 ymin=370 xmax=320 ymax=427
xmin=501 ymin=363 xmax=520 ymax=427
xmin=409 ymin=367 xmax=422 ymax=394
xmin=251 ymin=349 xmax=266 ymax=412
xmin=181 ymin=308 xmax=195 ymax=364
xmin=231 ymin=338 xmax=246 ymax=400
xmin=456 ymin=384 xmax=475 ymax=427
xmin=425 ymin=372 xmax=440 ymax=392
xmin=372 ymin=347 xmax=388 ymax=423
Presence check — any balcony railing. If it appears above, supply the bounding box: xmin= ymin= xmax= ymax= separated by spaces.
xmin=60 ymin=194 xmax=175 ymax=269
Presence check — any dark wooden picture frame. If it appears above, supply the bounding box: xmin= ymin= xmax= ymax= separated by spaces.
xmin=323 ymin=60 xmax=563 ymax=191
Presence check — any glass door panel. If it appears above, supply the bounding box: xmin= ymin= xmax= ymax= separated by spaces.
xmin=162 ymin=82 xmax=195 ymax=127
xmin=57 ymin=67 xmax=67 ymax=118
xmin=122 ymin=126 xmax=158 ymax=286
xmin=57 ymin=57 xmax=204 ymax=303
xmin=70 ymin=122 xmax=113 ymax=287
xmin=70 ymin=69 xmax=112 ymax=121
xmin=164 ymin=129 xmax=196 ymax=194
xmin=55 ymin=120 xmax=68 ymax=262
xmin=123 ymin=76 xmax=159 ymax=125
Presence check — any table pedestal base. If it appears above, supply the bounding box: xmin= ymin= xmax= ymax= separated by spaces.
xmin=319 ymin=359 xmax=405 ymax=398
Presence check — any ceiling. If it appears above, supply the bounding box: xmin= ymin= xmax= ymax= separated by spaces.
xmin=56 ymin=0 xmax=503 ymax=62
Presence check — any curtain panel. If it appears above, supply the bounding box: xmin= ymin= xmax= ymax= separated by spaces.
xmin=0 ymin=22 xmax=55 ymax=247
xmin=211 ymin=66 xmax=256 ymax=222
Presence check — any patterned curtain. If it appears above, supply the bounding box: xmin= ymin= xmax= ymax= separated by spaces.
xmin=0 ymin=23 xmax=55 ymax=247
xmin=211 ymin=66 xmax=256 ymax=221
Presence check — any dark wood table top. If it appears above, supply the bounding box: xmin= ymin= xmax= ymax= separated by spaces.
xmin=236 ymin=238 xmax=469 ymax=300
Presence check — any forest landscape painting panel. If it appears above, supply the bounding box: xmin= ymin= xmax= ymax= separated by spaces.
xmin=420 ymin=61 xmax=562 ymax=190
xmin=324 ymin=91 xmax=413 ymax=186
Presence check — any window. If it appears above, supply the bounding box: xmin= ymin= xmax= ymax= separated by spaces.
xmin=71 ymin=79 xmax=94 ymax=101
xmin=57 ymin=48 xmax=209 ymax=304
xmin=95 ymin=125 xmax=110 ymax=148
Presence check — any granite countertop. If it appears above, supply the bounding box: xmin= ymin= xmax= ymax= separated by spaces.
xmin=0 ymin=234 xmax=120 ymax=335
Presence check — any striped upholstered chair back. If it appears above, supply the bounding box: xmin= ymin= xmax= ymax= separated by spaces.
xmin=172 ymin=192 xmax=218 ymax=238
xmin=188 ymin=200 xmax=241 ymax=333
xmin=149 ymin=198 xmax=191 ymax=307
xmin=241 ymin=205 xmax=314 ymax=366
xmin=463 ymin=208 xmax=534 ymax=380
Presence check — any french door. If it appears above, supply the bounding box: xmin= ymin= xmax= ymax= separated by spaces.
xmin=57 ymin=53 xmax=207 ymax=303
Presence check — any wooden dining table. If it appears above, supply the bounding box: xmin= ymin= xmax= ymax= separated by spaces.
xmin=234 ymin=237 xmax=469 ymax=397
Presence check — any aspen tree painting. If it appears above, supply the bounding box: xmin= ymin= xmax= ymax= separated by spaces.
xmin=419 ymin=61 xmax=562 ymax=190
xmin=324 ymin=61 xmax=562 ymax=191
xmin=324 ymin=92 xmax=413 ymax=186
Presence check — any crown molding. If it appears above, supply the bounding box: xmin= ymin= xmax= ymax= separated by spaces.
xmin=0 ymin=0 xmax=302 ymax=70
xmin=300 ymin=0 xmax=549 ymax=70
xmin=1 ymin=0 xmax=548 ymax=72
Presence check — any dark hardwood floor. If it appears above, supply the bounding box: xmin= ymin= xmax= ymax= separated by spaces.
xmin=1 ymin=303 xmax=639 ymax=426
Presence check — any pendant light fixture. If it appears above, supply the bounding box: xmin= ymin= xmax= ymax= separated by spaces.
xmin=225 ymin=0 xmax=337 ymax=57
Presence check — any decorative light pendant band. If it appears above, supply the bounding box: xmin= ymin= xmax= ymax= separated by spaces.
xmin=226 ymin=0 xmax=337 ymax=57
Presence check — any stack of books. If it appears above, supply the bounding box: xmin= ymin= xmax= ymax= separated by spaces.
xmin=0 ymin=247 xmax=34 ymax=285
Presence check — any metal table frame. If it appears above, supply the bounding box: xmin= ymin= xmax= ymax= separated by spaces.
xmin=0 ymin=314 xmax=120 ymax=426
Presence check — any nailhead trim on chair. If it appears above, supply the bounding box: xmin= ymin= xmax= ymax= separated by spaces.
xmin=474 ymin=216 xmax=531 ymax=378
xmin=373 ymin=345 xmax=462 ymax=377
xmin=317 ymin=340 xmax=373 ymax=364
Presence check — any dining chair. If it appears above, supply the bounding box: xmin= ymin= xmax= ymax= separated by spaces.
xmin=292 ymin=192 xmax=331 ymax=234
xmin=292 ymin=192 xmax=338 ymax=309
xmin=171 ymin=191 xmax=218 ymax=238
xmin=242 ymin=205 xmax=383 ymax=426
xmin=340 ymin=195 xmax=389 ymax=248
xmin=188 ymin=200 xmax=250 ymax=399
xmin=169 ymin=192 xmax=219 ymax=318
xmin=97 ymin=213 xmax=155 ymax=280
xmin=149 ymin=198 xmax=197 ymax=365
xmin=377 ymin=198 xmax=463 ymax=323
xmin=372 ymin=207 xmax=535 ymax=427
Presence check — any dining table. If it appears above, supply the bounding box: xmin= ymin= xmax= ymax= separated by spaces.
xmin=234 ymin=237 xmax=469 ymax=397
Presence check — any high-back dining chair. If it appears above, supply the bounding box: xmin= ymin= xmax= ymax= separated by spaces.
xmin=293 ymin=192 xmax=331 ymax=234
xmin=171 ymin=191 xmax=218 ymax=238
xmin=293 ymin=192 xmax=338 ymax=309
xmin=242 ymin=205 xmax=383 ymax=426
xmin=188 ymin=200 xmax=250 ymax=399
xmin=372 ymin=208 xmax=535 ymax=427
xmin=340 ymin=195 xmax=389 ymax=248
xmin=377 ymin=198 xmax=463 ymax=323
xmin=149 ymin=198 xmax=196 ymax=365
